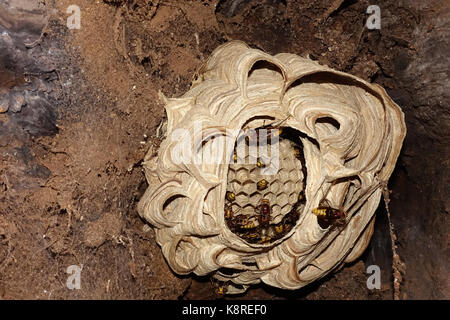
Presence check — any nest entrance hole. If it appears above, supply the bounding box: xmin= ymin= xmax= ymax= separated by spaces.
xmin=224 ymin=126 xmax=307 ymax=245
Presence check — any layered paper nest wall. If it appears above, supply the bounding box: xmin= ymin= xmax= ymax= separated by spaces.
xmin=138 ymin=41 xmax=406 ymax=294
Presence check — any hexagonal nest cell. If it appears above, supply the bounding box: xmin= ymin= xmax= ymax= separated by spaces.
xmin=138 ymin=41 xmax=406 ymax=294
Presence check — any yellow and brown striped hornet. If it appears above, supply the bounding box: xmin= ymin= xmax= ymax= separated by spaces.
xmin=256 ymin=199 xmax=271 ymax=227
xmin=312 ymin=199 xmax=346 ymax=229
xmin=211 ymin=278 xmax=227 ymax=297
xmin=243 ymin=117 xmax=288 ymax=146
xmin=225 ymin=206 xmax=257 ymax=233
xmin=225 ymin=191 xmax=235 ymax=202
xmin=256 ymin=158 xmax=266 ymax=168
xmin=224 ymin=204 xmax=233 ymax=220
xmin=256 ymin=179 xmax=268 ymax=191
xmin=274 ymin=224 xmax=284 ymax=234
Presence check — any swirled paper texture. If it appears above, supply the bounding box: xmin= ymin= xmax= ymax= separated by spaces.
xmin=138 ymin=41 xmax=406 ymax=294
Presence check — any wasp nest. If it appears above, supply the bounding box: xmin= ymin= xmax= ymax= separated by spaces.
xmin=138 ymin=41 xmax=406 ymax=294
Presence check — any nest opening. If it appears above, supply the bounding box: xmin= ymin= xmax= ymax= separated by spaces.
xmin=248 ymin=60 xmax=284 ymax=80
xmin=316 ymin=116 xmax=341 ymax=131
xmin=224 ymin=126 xmax=307 ymax=245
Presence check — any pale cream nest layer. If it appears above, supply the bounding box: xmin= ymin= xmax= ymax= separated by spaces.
xmin=138 ymin=41 xmax=406 ymax=294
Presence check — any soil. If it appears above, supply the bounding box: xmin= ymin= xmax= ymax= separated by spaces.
xmin=0 ymin=0 xmax=448 ymax=299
